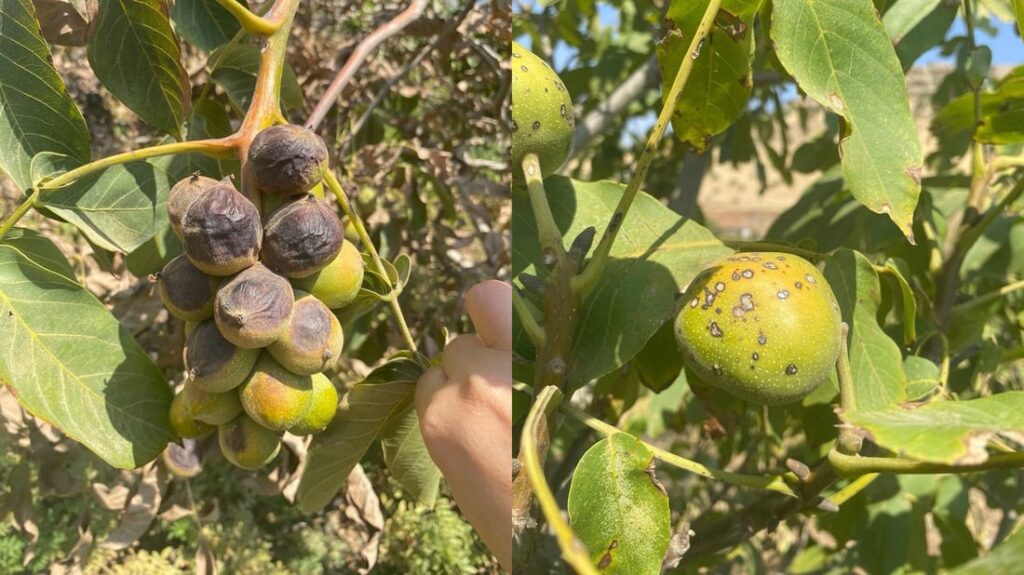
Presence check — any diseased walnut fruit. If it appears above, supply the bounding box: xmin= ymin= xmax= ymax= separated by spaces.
xmin=214 ymin=264 xmax=294 ymax=349
xmin=248 ymin=124 xmax=329 ymax=196
xmin=157 ymin=254 xmax=219 ymax=322
xmin=184 ymin=320 xmax=260 ymax=393
xmin=218 ymin=414 xmax=281 ymax=469
xmin=168 ymin=174 xmax=218 ymax=240
xmin=180 ymin=178 xmax=261 ymax=276
xmin=675 ymin=252 xmax=842 ymax=405
xmin=261 ymin=195 xmax=343 ymax=278
xmin=268 ymin=290 xmax=344 ymax=375
xmin=511 ymin=41 xmax=574 ymax=181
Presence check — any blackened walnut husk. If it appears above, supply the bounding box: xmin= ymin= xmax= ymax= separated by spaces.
xmin=168 ymin=174 xmax=218 ymax=240
xmin=157 ymin=254 xmax=219 ymax=322
xmin=184 ymin=320 xmax=260 ymax=392
xmin=181 ymin=178 xmax=262 ymax=276
xmin=248 ymin=125 xmax=329 ymax=196
xmin=261 ymin=195 xmax=343 ymax=278
xmin=214 ymin=264 xmax=294 ymax=348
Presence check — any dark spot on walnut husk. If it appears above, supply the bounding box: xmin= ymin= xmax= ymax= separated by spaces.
xmin=181 ymin=179 xmax=261 ymax=276
xmin=249 ymin=124 xmax=329 ymax=196
xmin=262 ymin=195 xmax=343 ymax=278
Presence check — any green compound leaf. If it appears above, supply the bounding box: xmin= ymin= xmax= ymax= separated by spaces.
xmin=657 ymin=0 xmax=762 ymax=152
xmin=36 ymin=154 xmax=176 ymax=254
xmin=87 ymin=0 xmax=190 ymax=137
xmin=512 ymin=176 xmax=732 ymax=390
xmin=824 ymin=248 xmax=906 ymax=411
xmin=170 ymin=0 xmax=242 ymax=52
xmin=297 ymin=356 xmax=423 ymax=513
xmin=843 ymin=392 xmax=1024 ymax=465
xmin=0 ymin=229 xmax=173 ymax=469
xmin=772 ymin=0 xmax=923 ymax=242
xmin=381 ymin=405 xmax=441 ymax=507
xmin=0 ymin=0 xmax=91 ymax=192
xmin=568 ymin=433 xmax=671 ymax=573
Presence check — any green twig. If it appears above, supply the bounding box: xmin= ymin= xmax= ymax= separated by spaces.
xmin=214 ymin=0 xmax=279 ymax=35
xmin=522 ymin=153 xmax=564 ymax=252
xmin=324 ymin=171 xmax=417 ymax=353
xmin=0 ymin=191 xmax=39 ymax=240
xmin=572 ymin=0 xmax=724 ymax=297
xmin=826 ymin=473 xmax=879 ymax=508
xmin=828 ymin=449 xmax=1024 ymax=477
xmin=952 ymin=278 xmax=1024 ymax=315
xmin=511 ymin=289 xmax=545 ymax=347
xmin=521 ymin=386 xmax=598 ymax=574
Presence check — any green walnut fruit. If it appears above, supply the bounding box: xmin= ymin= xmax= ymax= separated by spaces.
xmin=157 ymin=254 xmax=219 ymax=322
xmin=184 ymin=320 xmax=260 ymax=392
xmin=288 ymin=373 xmax=338 ymax=435
xmin=168 ymin=174 xmax=217 ymax=240
xmin=175 ymin=379 xmax=243 ymax=425
xmin=214 ymin=264 xmax=294 ymax=348
xmin=675 ymin=252 xmax=842 ymax=405
xmin=261 ymin=195 xmax=343 ymax=278
xmin=291 ymin=239 xmax=363 ymax=309
xmin=248 ymin=124 xmax=329 ymax=196
xmin=218 ymin=414 xmax=282 ymax=470
xmin=511 ymin=40 xmax=574 ymax=181
xmin=169 ymin=391 xmax=215 ymax=439
xmin=238 ymin=354 xmax=314 ymax=431
xmin=268 ymin=291 xmax=344 ymax=375
xmin=181 ymin=178 xmax=262 ymax=276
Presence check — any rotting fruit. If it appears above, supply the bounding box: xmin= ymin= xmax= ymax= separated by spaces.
xmin=268 ymin=290 xmax=344 ymax=375
xmin=214 ymin=264 xmax=294 ymax=348
xmin=157 ymin=254 xmax=219 ymax=322
xmin=218 ymin=414 xmax=282 ymax=470
xmin=261 ymin=195 xmax=343 ymax=278
xmin=288 ymin=373 xmax=339 ymax=435
xmin=248 ymin=124 xmax=329 ymax=196
xmin=238 ymin=354 xmax=314 ymax=431
xmin=675 ymin=252 xmax=842 ymax=405
xmin=291 ymin=239 xmax=364 ymax=309
xmin=184 ymin=320 xmax=260 ymax=393
xmin=174 ymin=379 xmax=243 ymax=425
xmin=180 ymin=178 xmax=262 ymax=276
xmin=511 ymin=40 xmax=574 ymax=181
xmin=167 ymin=174 xmax=217 ymax=240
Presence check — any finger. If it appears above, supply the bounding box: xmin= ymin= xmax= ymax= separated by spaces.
xmin=465 ymin=280 xmax=512 ymax=351
xmin=414 ymin=366 xmax=449 ymax=418
xmin=442 ymin=334 xmax=512 ymax=386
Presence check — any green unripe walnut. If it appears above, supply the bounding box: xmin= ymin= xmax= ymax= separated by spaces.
xmin=180 ymin=178 xmax=262 ymax=276
xmin=239 ymin=354 xmax=314 ymax=431
xmin=168 ymin=174 xmax=218 ymax=240
xmin=511 ymin=41 xmax=574 ymax=181
xmin=291 ymin=240 xmax=364 ymax=309
xmin=288 ymin=373 xmax=339 ymax=435
xmin=175 ymin=379 xmax=243 ymax=425
xmin=184 ymin=320 xmax=260 ymax=392
xmin=218 ymin=414 xmax=281 ymax=470
xmin=675 ymin=252 xmax=842 ymax=405
xmin=157 ymin=254 xmax=219 ymax=322
xmin=214 ymin=264 xmax=294 ymax=348
xmin=268 ymin=291 xmax=344 ymax=375
xmin=248 ymin=124 xmax=329 ymax=197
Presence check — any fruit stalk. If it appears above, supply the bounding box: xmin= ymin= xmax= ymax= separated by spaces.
xmin=213 ymin=0 xmax=279 ymax=35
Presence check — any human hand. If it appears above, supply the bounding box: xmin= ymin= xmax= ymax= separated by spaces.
xmin=415 ymin=280 xmax=512 ymax=571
